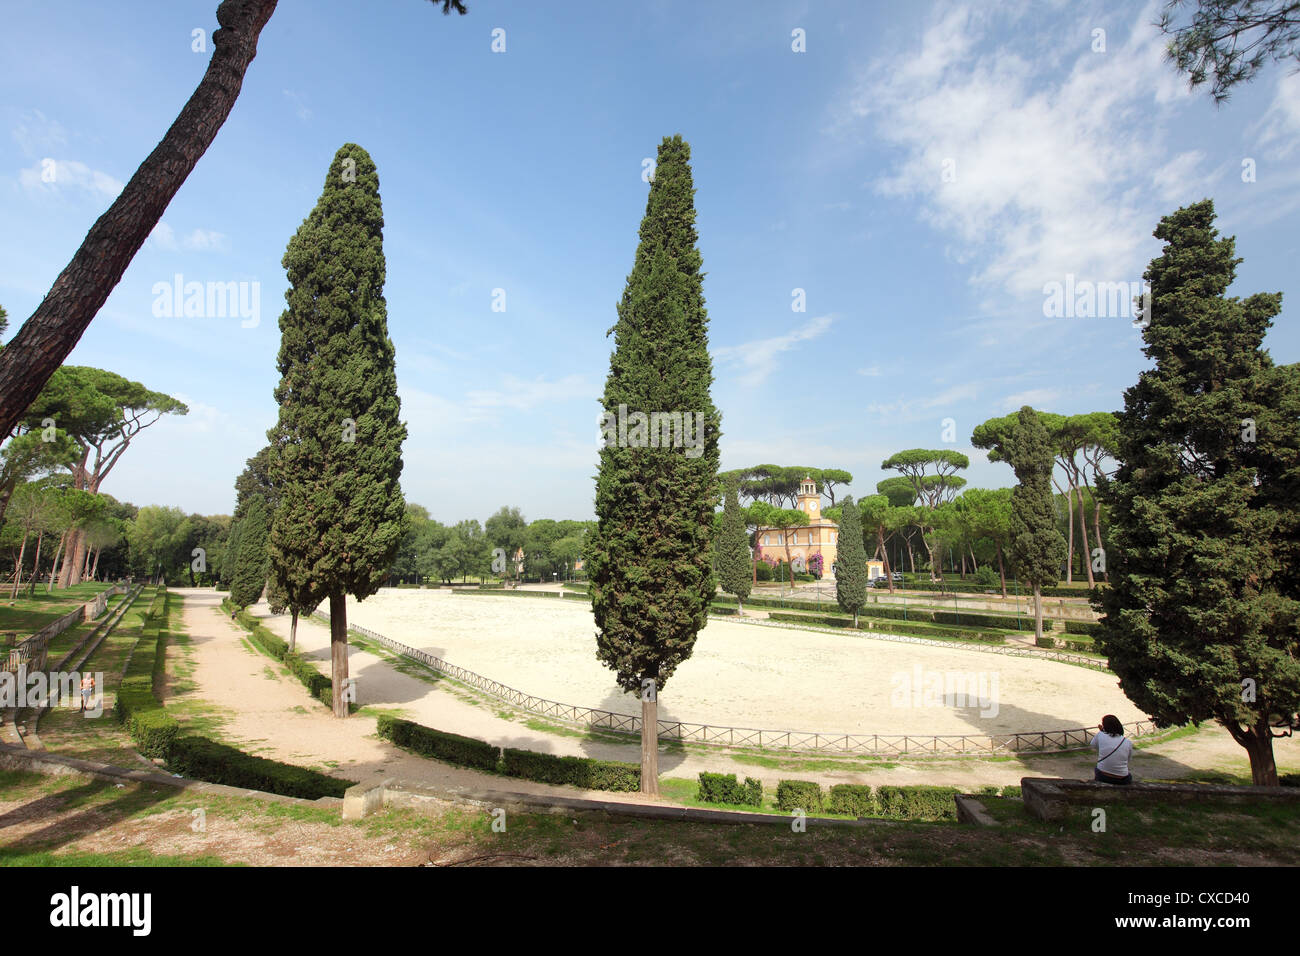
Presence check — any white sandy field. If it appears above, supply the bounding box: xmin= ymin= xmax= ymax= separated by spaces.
xmin=332 ymin=588 xmax=1146 ymax=738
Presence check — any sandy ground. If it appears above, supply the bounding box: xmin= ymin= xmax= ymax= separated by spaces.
xmin=313 ymin=587 xmax=1147 ymax=736
xmin=171 ymin=589 xmax=1297 ymax=793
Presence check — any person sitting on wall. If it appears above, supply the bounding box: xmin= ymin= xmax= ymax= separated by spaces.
xmin=1090 ymin=714 xmax=1134 ymax=785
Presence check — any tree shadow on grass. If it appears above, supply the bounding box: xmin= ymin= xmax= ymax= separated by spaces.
xmin=0 ymin=776 xmax=174 ymax=858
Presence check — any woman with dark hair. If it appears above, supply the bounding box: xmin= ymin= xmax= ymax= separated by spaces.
xmin=1090 ymin=714 xmax=1133 ymax=784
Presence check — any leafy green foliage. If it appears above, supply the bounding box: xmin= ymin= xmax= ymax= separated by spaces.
xmin=588 ymin=135 xmax=720 ymax=694
xmin=229 ymin=498 xmax=269 ymax=609
xmin=267 ymin=144 xmax=408 ymax=699
xmin=1095 ymin=199 xmax=1300 ymax=784
xmin=834 ymin=494 xmax=867 ymax=622
xmin=716 ymin=477 xmax=753 ymax=605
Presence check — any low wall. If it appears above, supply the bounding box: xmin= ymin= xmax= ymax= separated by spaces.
xmin=1020 ymin=776 xmax=1300 ymax=821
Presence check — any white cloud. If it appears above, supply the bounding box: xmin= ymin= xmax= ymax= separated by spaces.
xmin=864 ymin=382 xmax=978 ymax=420
xmin=283 ymin=89 xmax=312 ymax=122
xmin=19 ymin=158 xmax=123 ymax=200
xmin=150 ymin=222 xmax=178 ymax=251
xmin=857 ymin=364 xmax=882 ymax=377
xmin=464 ymin=373 xmax=596 ymax=411
xmin=148 ymin=222 xmax=229 ymax=253
xmin=11 ymin=110 xmax=68 ymax=157
xmin=1254 ymin=70 xmax=1300 ymax=159
xmin=834 ymin=2 xmax=1194 ymax=300
xmin=713 ymin=313 xmax=834 ymax=387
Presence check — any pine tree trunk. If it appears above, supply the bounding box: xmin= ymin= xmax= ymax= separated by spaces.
xmin=27 ymin=531 xmax=44 ymax=598
xmin=879 ymin=528 xmax=894 ymax=594
xmin=81 ymin=542 xmax=93 ymax=581
xmin=640 ymin=695 xmax=659 ymax=796
xmin=1061 ymin=479 xmax=1074 ymax=583
xmin=329 ymin=591 xmax=349 ymax=719
xmin=10 ymin=533 xmax=28 ymax=599
xmin=60 ymin=528 xmax=83 ymax=587
xmin=48 ymin=532 xmax=66 ymax=592
xmin=289 ymin=609 xmax=298 ymax=654
xmin=90 ymin=546 xmax=101 ymax=581
xmin=1076 ymin=478 xmax=1095 ymax=587
xmin=0 ymin=0 xmax=281 ymax=439
xmin=996 ymin=542 xmax=1008 ymax=599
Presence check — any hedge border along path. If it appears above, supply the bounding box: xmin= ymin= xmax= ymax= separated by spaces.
xmin=114 ymin=588 xmax=353 ymax=800
xmin=376 ymin=713 xmax=642 ymax=793
xmin=222 ymin=600 xmax=357 ymax=715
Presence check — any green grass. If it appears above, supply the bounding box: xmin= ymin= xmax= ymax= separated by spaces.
xmin=0 ymin=582 xmax=112 ymax=636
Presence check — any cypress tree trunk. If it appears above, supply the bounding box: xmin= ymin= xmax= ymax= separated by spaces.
xmin=1225 ymin=720 xmax=1278 ymax=786
xmin=640 ymin=697 xmax=659 ymax=795
xmin=329 ymin=592 xmax=349 ymax=719
xmin=289 ymin=608 xmax=298 ymax=654
xmin=1033 ymin=583 xmax=1044 ymax=641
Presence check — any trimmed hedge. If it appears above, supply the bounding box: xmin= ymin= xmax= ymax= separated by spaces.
xmin=875 ymin=785 xmax=960 ymax=821
xmin=375 ymin=714 xmax=642 ymax=793
xmin=501 ymin=748 xmax=640 ymax=792
xmin=708 ymin=605 xmax=740 ymax=616
xmin=776 ymin=779 xmax=823 ymax=813
xmin=377 ymin=714 xmax=501 ymax=772
xmin=766 ymin=611 xmax=1007 ymax=644
xmin=226 ymin=602 xmax=355 ymax=713
xmin=696 ymin=772 xmax=763 ymax=807
xmin=827 ymin=783 xmax=874 ymax=817
xmin=1035 ymin=635 xmax=1056 ymax=648
xmin=116 ymin=588 xmax=179 ymax=758
xmin=167 ymin=735 xmax=352 ymax=799
xmin=1064 ymin=620 xmax=1101 ymax=636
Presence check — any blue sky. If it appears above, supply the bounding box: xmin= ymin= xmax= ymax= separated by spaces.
xmin=3 ymin=0 xmax=1298 ymax=524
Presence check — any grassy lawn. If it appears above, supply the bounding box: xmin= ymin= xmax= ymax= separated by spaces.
xmin=0 ymin=582 xmax=113 ymax=639
xmin=35 ymin=589 xmax=151 ymax=766
xmin=2 ymin=766 xmax=1294 ymax=866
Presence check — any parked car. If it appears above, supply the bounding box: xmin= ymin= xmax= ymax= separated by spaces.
xmin=891 ymin=571 xmax=904 ymax=581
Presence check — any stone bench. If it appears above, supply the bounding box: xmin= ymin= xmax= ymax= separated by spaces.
xmin=1021 ymin=776 xmax=1300 ymax=821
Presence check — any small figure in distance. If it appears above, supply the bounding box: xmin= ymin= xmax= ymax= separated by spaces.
xmin=80 ymin=672 xmax=95 ymax=712
xmin=1090 ymin=714 xmax=1134 ymax=785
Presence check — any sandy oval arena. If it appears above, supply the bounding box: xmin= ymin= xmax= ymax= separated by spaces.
xmin=338 ymin=589 xmax=1148 ymax=738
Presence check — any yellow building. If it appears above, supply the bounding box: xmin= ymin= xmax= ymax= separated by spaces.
xmin=755 ymin=477 xmax=885 ymax=579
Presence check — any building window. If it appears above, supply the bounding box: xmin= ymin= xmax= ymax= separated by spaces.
xmin=763 ymin=535 xmax=769 ymax=546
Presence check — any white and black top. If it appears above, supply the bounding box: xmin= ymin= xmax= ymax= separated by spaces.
xmin=1089 ymin=732 xmax=1132 ymax=777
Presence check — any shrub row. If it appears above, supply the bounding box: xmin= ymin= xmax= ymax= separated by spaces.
xmin=696 ymin=772 xmax=763 ymax=807
xmin=776 ymin=779 xmax=823 ymax=813
xmin=1064 ymin=620 xmax=1101 ymax=636
xmin=708 ymin=605 xmax=739 ymax=616
xmin=899 ymin=579 xmax=1097 ymax=599
xmin=768 ymin=780 xmax=986 ymax=820
xmin=765 ymin=611 xmax=1007 ymax=644
xmin=378 ymin=714 xmax=501 ymax=771
xmin=502 ymin=748 xmax=640 ymax=791
xmin=167 ymin=735 xmax=352 ymax=799
xmin=376 ymin=714 xmax=641 ymax=792
xmin=714 ymin=593 xmax=1051 ymax=631
xmin=116 ymin=587 xmax=179 ymax=758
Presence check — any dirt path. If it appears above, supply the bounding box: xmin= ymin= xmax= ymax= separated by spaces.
xmin=170 ymin=589 xmax=1297 ymax=793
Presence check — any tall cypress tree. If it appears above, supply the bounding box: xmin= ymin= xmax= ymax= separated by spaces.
xmin=588 ymin=135 xmax=721 ymax=795
xmin=268 ymin=143 xmax=408 ymax=718
xmin=1097 ymin=199 xmax=1299 ymax=785
xmin=834 ymin=495 xmax=867 ymax=626
xmin=1007 ymin=406 xmax=1066 ymax=640
xmin=717 ymin=477 xmax=752 ymax=615
xmin=229 ymin=497 xmax=269 ymax=610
